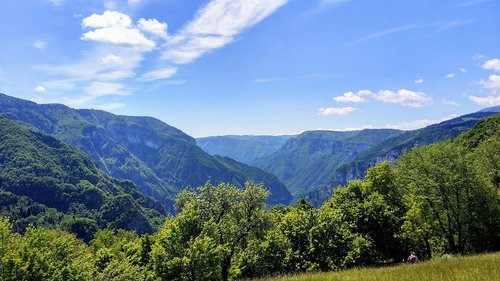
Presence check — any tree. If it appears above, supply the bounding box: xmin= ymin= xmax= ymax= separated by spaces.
xmin=395 ymin=142 xmax=498 ymax=255
xmin=153 ymin=181 xmax=269 ymax=281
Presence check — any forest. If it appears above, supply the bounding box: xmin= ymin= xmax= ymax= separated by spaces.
xmin=0 ymin=114 xmax=499 ymax=281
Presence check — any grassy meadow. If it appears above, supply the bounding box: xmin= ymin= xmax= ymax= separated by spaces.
xmin=255 ymin=252 xmax=500 ymax=281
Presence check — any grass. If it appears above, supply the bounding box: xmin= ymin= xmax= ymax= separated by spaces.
xmin=254 ymin=252 xmax=500 ymax=281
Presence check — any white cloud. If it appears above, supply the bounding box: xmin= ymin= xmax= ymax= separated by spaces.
xmin=331 ymin=89 xmax=432 ymax=107
xmin=81 ymin=11 xmax=156 ymax=51
xmin=483 ymin=59 xmax=500 ymax=73
xmin=468 ymin=68 xmax=500 ymax=106
xmin=138 ymin=18 xmax=168 ymax=38
xmin=459 ymin=67 xmax=467 ymax=73
xmin=162 ymin=0 xmax=288 ymax=64
xmin=82 ymin=10 xmax=131 ymax=28
xmin=317 ymin=106 xmax=356 ymax=116
xmin=481 ymin=74 xmax=500 ymax=94
xmin=141 ymin=67 xmax=178 ymax=81
xmin=373 ymin=89 xmax=432 ymax=107
xmin=33 ymin=41 xmax=46 ymax=49
xmin=414 ymin=78 xmax=424 ymax=84
xmin=469 ymin=95 xmax=500 ymax=106
xmin=34 ymin=85 xmax=46 ymax=92
xmin=445 ymin=73 xmax=456 ymax=78
xmin=100 ymin=54 xmax=122 ymax=64
xmin=333 ymin=91 xmax=368 ymax=103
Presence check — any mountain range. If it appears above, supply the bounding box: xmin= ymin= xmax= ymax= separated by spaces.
xmin=197 ymin=107 xmax=500 ymax=206
xmin=2 ymin=92 xmax=499 ymax=214
xmin=0 ymin=93 xmax=292 ymax=211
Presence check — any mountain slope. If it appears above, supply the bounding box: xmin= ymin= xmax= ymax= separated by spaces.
xmin=255 ymin=129 xmax=402 ymax=196
xmin=0 ymin=94 xmax=292 ymax=208
xmin=305 ymin=111 xmax=499 ymax=206
xmin=214 ymin=155 xmax=292 ymax=204
xmin=196 ymin=135 xmax=292 ymax=165
xmin=0 ymin=117 xmax=165 ymax=239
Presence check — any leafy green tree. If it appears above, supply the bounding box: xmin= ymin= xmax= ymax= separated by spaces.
xmin=396 ymin=142 xmax=498 ymax=255
xmin=317 ymin=177 xmax=403 ymax=266
xmin=1 ymin=225 xmax=94 ymax=281
xmin=153 ymin=181 xmax=269 ymax=281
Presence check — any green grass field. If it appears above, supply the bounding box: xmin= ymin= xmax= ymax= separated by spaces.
xmin=255 ymin=252 xmax=500 ymax=281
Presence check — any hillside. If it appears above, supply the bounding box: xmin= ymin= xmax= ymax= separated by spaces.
xmin=196 ymin=135 xmax=292 ymax=165
xmin=305 ymin=111 xmax=499 ymax=206
xmin=255 ymin=252 xmax=500 ymax=281
xmin=0 ymin=117 xmax=165 ymax=240
xmin=0 ymin=94 xmax=292 ymax=209
xmin=255 ymin=129 xmax=402 ymax=196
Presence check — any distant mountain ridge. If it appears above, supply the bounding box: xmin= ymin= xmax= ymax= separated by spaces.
xmin=0 ymin=93 xmax=292 ymax=209
xmin=196 ymin=135 xmax=292 ymax=165
xmin=304 ymin=111 xmax=500 ymax=206
xmin=255 ymin=129 xmax=403 ymax=196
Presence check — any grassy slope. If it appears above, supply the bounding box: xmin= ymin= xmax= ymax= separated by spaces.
xmin=255 ymin=252 xmax=500 ymax=281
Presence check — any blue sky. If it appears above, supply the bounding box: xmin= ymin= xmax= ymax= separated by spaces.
xmin=1 ymin=0 xmax=499 ymax=137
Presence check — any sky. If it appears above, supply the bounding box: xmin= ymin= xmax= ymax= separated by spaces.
xmin=1 ymin=0 xmax=499 ymax=137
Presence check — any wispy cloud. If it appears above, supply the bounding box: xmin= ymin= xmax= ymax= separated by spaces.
xmin=35 ymin=1 xmax=289 ymax=109
xmin=469 ymin=59 xmax=500 ymax=106
xmin=414 ymin=78 xmax=424 ymax=84
xmin=347 ymin=19 xmax=474 ymax=46
xmin=346 ymin=24 xmax=421 ymax=46
xmin=317 ymin=106 xmax=356 ymax=116
xmin=332 ymin=89 xmax=433 ymax=107
xmin=141 ymin=67 xmax=177 ymax=81
xmin=162 ymin=0 xmax=288 ymax=64
xmin=445 ymin=73 xmax=456 ymax=78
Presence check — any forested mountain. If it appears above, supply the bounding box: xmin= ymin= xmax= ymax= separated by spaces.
xmin=254 ymin=129 xmax=402 ymax=196
xmin=0 ymin=117 xmax=165 ymax=240
xmin=196 ymin=135 xmax=292 ymax=165
xmin=305 ymin=111 xmax=500 ymax=206
xmin=0 ymin=93 xmax=292 ymax=209
xmin=2 ymin=114 xmax=498 ymax=281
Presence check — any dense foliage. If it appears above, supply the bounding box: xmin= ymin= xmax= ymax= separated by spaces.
xmin=0 ymin=117 xmax=165 ymax=240
xmin=0 ymin=109 xmax=499 ymax=280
